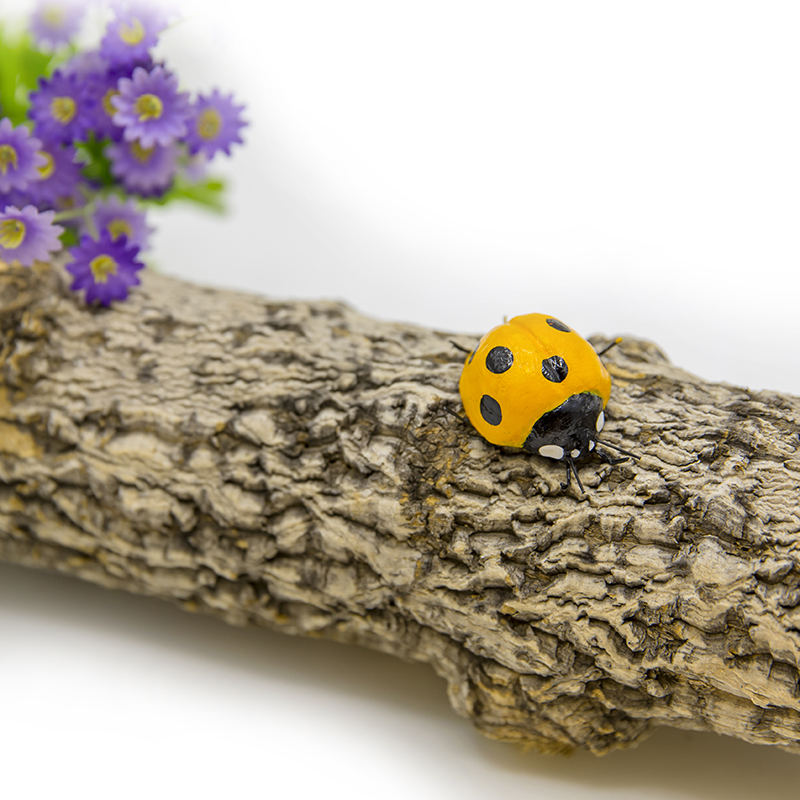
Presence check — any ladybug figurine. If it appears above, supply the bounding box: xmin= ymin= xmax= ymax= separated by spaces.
xmin=458 ymin=313 xmax=633 ymax=492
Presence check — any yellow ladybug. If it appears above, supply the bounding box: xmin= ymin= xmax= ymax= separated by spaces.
xmin=458 ymin=313 xmax=631 ymax=492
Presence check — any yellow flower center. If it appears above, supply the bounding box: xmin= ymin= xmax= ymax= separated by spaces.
xmin=119 ymin=17 xmax=145 ymax=45
xmin=51 ymin=96 xmax=77 ymax=124
xmin=90 ymin=254 xmax=118 ymax=283
xmin=0 ymin=144 xmax=19 ymax=174
xmin=37 ymin=151 xmax=56 ymax=180
xmin=107 ymin=219 xmax=133 ymax=241
xmin=134 ymin=93 xmax=163 ymax=121
xmin=42 ymin=5 xmax=66 ymax=29
xmin=103 ymin=89 xmax=121 ymax=118
xmin=196 ymin=108 xmax=222 ymax=140
xmin=0 ymin=219 xmax=26 ymax=250
xmin=130 ymin=141 xmax=155 ymax=163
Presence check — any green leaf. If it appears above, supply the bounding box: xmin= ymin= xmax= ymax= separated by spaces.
xmin=75 ymin=134 xmax=116 ymax=188
xmin=0 ymin=24 xmax=64 ymax=125
xmin=59 ymin=225 xmax=80 ymax=248
xmin=146 ymin=174 xmax=228 ymax=213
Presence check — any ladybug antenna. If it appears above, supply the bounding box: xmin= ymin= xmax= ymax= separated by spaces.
xmin=450 ymin=340 xmax=472 ymax=354
xmin=596 ymin=337 xmax=623 ymax=358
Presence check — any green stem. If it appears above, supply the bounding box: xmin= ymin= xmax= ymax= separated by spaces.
xmin=52 ymin=207 xmax=89 ymax=222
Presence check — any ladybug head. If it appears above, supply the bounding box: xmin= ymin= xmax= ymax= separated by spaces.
xmin=522 ymin=392 xmax=604 ymax=461
xmin=522 ymin=391 xmax=634 ymax=492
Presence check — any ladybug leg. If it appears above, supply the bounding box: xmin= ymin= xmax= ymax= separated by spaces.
xmin=594 ymin=447 xmax=628 ymax=465
xmin=597 ymin=440 xmax=637 ymax=460
xmin=561 ymin=457 xmax=585 ymax=493
xmin=441 ymin=405 xmax=465 ymax=422
xmin=570 ymin=458 xmax=585 ymax=494
xmin=450 ymin=340 xmax=472 ymax=354
xmin=560 ymin=462 xmax=571 ymax=491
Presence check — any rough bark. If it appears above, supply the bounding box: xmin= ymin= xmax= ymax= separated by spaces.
xmin=1 ymin=260 xmax=800 ymax=756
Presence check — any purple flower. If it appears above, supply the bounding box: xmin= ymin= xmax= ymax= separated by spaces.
xmin=0 ymin=189 xmax=31 ymax=210
xmin=0 ymin=205 xmax=64 ymax=267
xmin=29 ymin=1 xmax=85 ymax=48
xmin=26 ymin=142 xmax=83 ymax=205
xmin=100 ymin=4 xmax=167 ymax=67
xmin=61 ymin=49 xmax=109 ymax=80
xmin=29 ymin=71 xmax=93 ymax=145
xmin=91 ymin=195 xmax=154 ymax=250
xmin=0 ymin=118 xmax=47 ymax=194
xmin=82 ymin=65 xmax=132 ymax=141
xmin=107 ymin=139 xmax=179 ymax=194
xmin=185 ymin=90 xmax=247 ymax=159
xmin=65 ymin=230 xmax=145 ymax=305
xmin=112 ymin=66 xmax=191 ymax=148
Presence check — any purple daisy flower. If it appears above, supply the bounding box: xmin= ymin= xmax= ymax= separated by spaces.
xmin=0 ymin=189 xmax=32 ymax=211
xmin=112 ymin=66 xmax=191 ymax=148
xmin=29 ymin=71 xmax=93 ymax=145
xmin=100 ymin=4 xmax=167 ymax=67
xmin=185 ymin=90 xmax=248 ymax=159
xmin=61 ymin=49 xmax=109 ymax=80
xmin=82 ymin=64 xmax=133 ymax=141
xmin=66 ymin=230 xmax=145 ymax=305
xmin=29 ymin=1 xmax=85 ymax=48
xmin=106 ymin=138 xmax=179 ymax=194
xmin=26 ymin=141 xmax=83 ymax=205
xmin=0 ymin=118 xmax=47 ymax=194
xmin=91 ymin=195 xmax=154 ymax=250
xmin=0 ymin=205 xmax=64 ymax=267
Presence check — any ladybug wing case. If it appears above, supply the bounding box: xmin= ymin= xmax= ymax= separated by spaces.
xmin=459 ymin=313 xmax=611 ymax=451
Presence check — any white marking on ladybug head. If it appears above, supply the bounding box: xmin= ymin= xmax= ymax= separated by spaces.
xmin=588 ymin=440 xmax=595 ymax=450
xmin=596 ymin=411 xmax=605 ymax=432
xmin=539 ymin=444 xmax=564 ymax=460
xmin=570 ymin=449 xmax=581 ymax=459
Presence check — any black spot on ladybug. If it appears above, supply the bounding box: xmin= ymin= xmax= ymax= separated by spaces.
xmin=485 ymin=346 xmax=513 ymax=374
xmin=480 ymin=394 xmax=502 ymax=426
xmin=542 ymin=355 xmax=569 ymax=383
xmin=546 ymin=318 xmax=571 ymax=333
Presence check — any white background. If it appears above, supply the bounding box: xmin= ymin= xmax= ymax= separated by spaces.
xmin=3 ymin=1 xmax=800 ymax=798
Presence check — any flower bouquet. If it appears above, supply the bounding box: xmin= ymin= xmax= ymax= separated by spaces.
xmin=0 ymin=1 xmax=246 ymax=304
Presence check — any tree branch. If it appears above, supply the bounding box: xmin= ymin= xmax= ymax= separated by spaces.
xmin=2 ymin=261 xmax=799 ymax=755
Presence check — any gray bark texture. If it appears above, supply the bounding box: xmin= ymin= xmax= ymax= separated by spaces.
xmin=2 ymin=260 xmax=800 ymax=755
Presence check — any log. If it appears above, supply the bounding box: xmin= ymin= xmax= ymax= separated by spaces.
xmin=1 ymin=260 xmax=799 ymax=756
